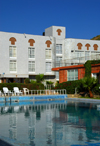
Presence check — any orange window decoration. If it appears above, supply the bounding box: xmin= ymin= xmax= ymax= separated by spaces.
xmin=85 ymin=43 xmax=91 ymax=50
xmin=56 ymin=29 xmax=62 ymax=36
xmin=9 ymin=37 xmax=16 ymax=45
xmin=45 ymin=40 xmax=52 ymax=47
xmin=28 ymin=39 xmax=35 ymax=46
xmin=93 ymin=44 xmax=98 ymax=50
xmin=77 ymin=43 xmax=83 ymax=50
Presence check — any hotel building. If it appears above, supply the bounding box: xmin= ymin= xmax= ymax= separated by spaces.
xmin=0 ymin=26 xmax=100 ymax=83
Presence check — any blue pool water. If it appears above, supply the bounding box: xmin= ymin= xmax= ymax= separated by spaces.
xmin=0 ymin=100 xmax=100 ymax=146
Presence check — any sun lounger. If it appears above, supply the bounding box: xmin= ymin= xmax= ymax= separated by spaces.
xmin=3 ymin=87 xmax=12 ymax=96
xmin=13 ymin=87 xmax=22 ymax=96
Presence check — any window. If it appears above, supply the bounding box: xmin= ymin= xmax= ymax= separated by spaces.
xmin=67 ymin=69 xmax=78 ymax=81
xmin=45 ymin=49 xmax=52 ymax=59
xmin=85 ymin=51 xmax=90 ymax=60
xmin=46 ymin=62 xmax=51 ymax=72
xmin=56 ymin=56 xmax=62 ymax=67
xmin=75 ymin=51 xmax=84 ymax=60
xmin=28 ymin=61 xmax=35 ymax=72
xmin=9 ymin=46 xmax=16 ymax=57
xmin=56 ymin=44 xmax=62 ymax=54
xmin=56 ymin=56 xmax=62 ymax=61
xmin=56 ymin=72 xmax=59 ymax=80
xmin=10 ymin=60 xmax=16 ymax=71
xmin=91 ymin=52 xmax=100 ymax=60
xmin=28 ymin=48 xmax=35 ymax=58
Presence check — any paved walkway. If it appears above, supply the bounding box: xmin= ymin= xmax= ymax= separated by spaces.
xmin=67 ymin=95 xmax=100 ymax=103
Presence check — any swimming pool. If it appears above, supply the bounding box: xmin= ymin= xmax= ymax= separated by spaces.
xmin=0 ymin=99 xmax=100 ymax=146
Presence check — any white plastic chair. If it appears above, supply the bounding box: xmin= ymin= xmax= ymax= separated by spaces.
xmin=23 ymin=88 xmax=29 ymax=95
xmin=13 ymin=87 xmax=22 ymax=96
xmin=3 ymin=87 xmax=12 ymax=96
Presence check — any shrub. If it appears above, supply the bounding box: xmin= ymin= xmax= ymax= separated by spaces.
xmin=25 ymin=78 xmax=30 ymax=84
xmin=92 ymin=84 xmax=100 ymax=95
xmin=30 ymin=80 xmax=37 ymax=84
xmin=77 ymin=77 xmax=98 ymax=97
xmin=46 ymin=81 xmax=54 ymax=85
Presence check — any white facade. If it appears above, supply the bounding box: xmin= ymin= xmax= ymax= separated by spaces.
xmin=0 ymin=26 xmax=100 ymax=82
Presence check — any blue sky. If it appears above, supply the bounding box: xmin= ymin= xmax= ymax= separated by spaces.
xmin=0 ymin=0 xmax=100 ymax=39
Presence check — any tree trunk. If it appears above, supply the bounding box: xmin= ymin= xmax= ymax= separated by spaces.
xmin=89 ymin=89 xmax=93 ymax=98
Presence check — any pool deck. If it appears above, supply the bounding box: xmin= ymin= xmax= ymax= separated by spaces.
xmin=67 ymin=94 xmax=100 ymax=103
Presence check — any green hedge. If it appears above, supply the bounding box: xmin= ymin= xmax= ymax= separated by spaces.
xmin=84 ymin=60 xmax=100 ymax=77
xmin=54 ymin=80 xmax=81 ymax=94
xmin=0 ymin=81 xmax=99 ymax=95
xmin=54 ymin=80 xmax=100 ymax=95
xmin=84 ymin=61 xmax=91 ymax=77
xmin=0 ymin=83 xmax=44 ymax=92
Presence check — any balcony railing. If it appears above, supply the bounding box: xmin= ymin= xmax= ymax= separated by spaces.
xmin=52 ymin=53 xmax=100 ymax=68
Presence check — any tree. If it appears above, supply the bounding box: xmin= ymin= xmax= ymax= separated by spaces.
xmin=35 ymin=74 xmax=44 ymax=83
xmin=79 ymin=77 xmax=98 ymax=98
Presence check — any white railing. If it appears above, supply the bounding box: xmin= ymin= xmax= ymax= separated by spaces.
xmin=1 ymin=89 xmax=66 ymax=96
xmin=29 ymin=89 xmax=66 ymax=95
